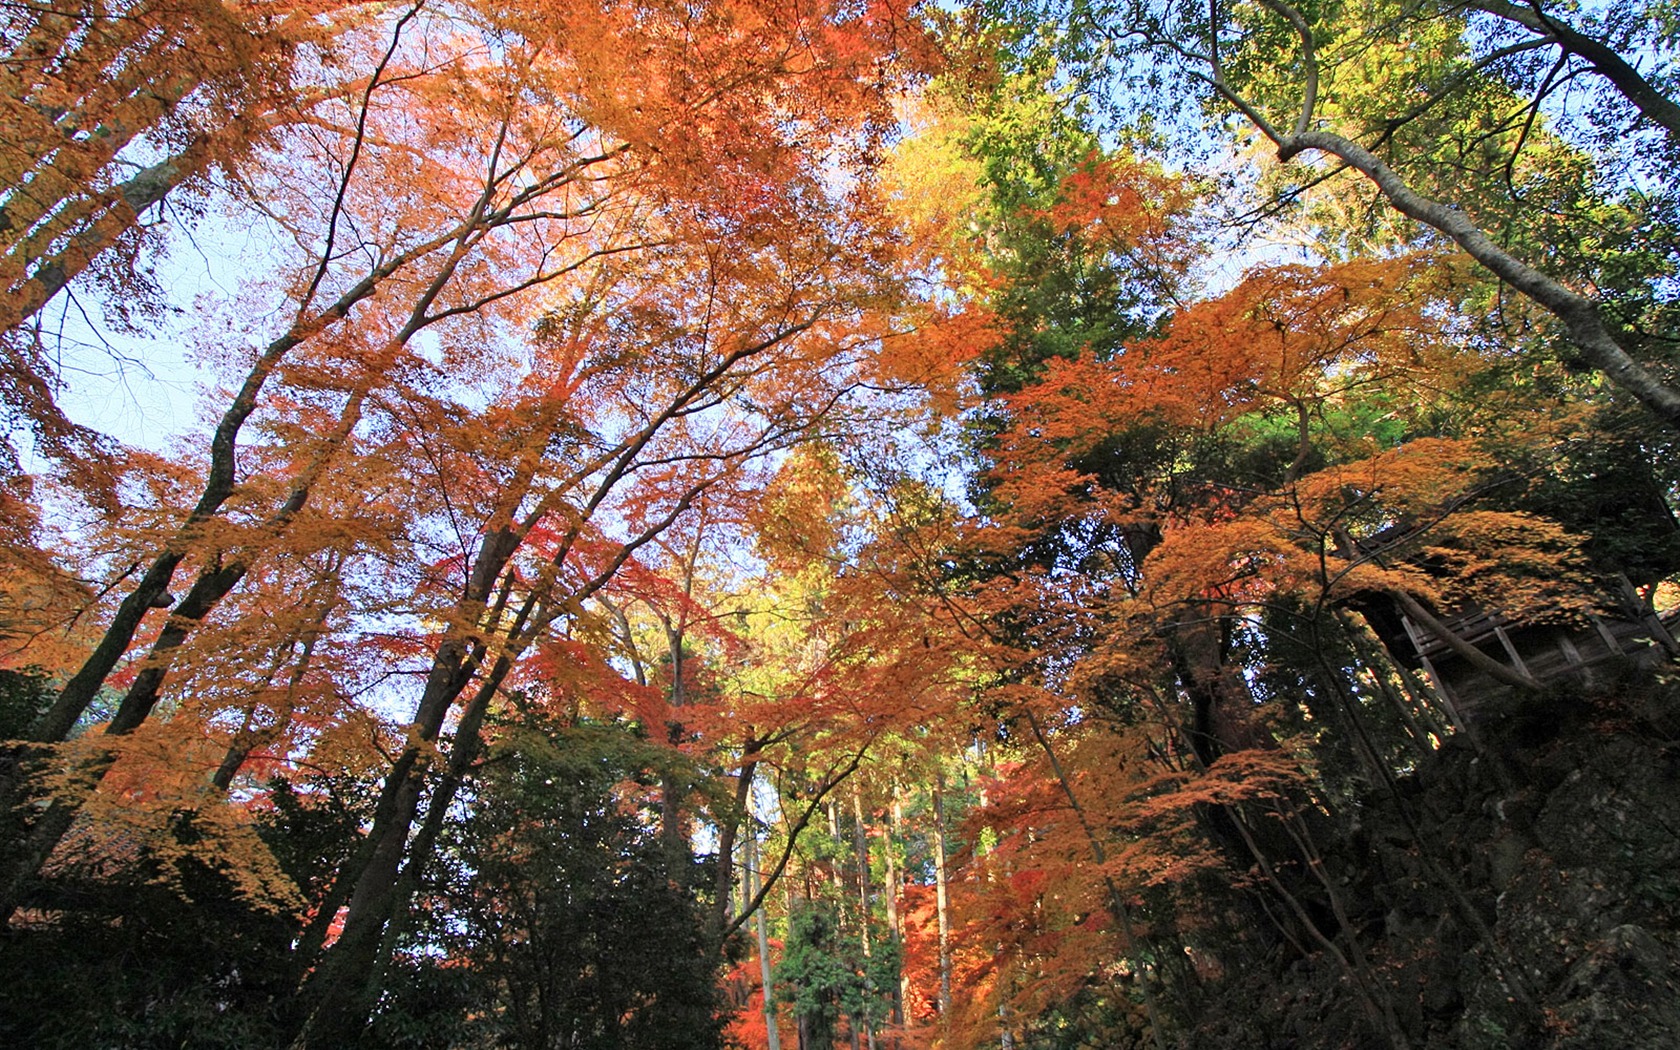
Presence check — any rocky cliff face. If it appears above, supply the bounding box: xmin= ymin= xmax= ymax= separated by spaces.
xmin=1185 ymin=663 xmax=1680 ymax=1049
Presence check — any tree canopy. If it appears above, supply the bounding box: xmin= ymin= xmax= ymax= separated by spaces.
xmin=3 ymin=2 xmax=1680 ymax=1048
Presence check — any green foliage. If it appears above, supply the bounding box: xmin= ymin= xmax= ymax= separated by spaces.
xmin=774 ymin=901 xmax=900 ymax=1043
xmin=388 ymin=720 xmax=733 ymax=1050
xmin=0 ymin=668 xmax=50 ymax=739
xmin=926 ymin=31 xmax=1200 ymax=394
xmin=1011 ymin=982 xmax=1153 ymax=1050
xmin=0 ymin=832 xmax=299 ymax=1049
xmin=1499 ymin=408 xmax=1680 ymax=585
xmin=261 ymin=773 xmax=380 ymax=907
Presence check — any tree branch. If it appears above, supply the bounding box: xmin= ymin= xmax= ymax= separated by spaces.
xmin=1467 ymin=0 xmax=1680 ymax=140
xmin=1274 ymin=129 xmax=1680 ymax=428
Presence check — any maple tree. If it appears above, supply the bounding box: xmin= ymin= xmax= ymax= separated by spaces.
xmin=983 ymin=0 xmax=1680 ymax=428
xmin=0 ymin=0 xmax=372 ymax=488
xmin=848 ymin=29 xmax=1678 ymax=1045
xmin=1006 ymin=16 xmax=1670 ymax=1046
xmin=0 ymin=0 xmax=948 ymax=1042
xmin=4 ymin=2 xmax=1680 ymax=1048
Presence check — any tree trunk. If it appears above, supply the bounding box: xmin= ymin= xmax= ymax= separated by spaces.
xmin=852 ymin=786 xmax=876 ymax=1050
xmin=1274 ymin=129 xmax=1680 ymax=430
xmin=751 ymin=834 xmax=783 ymax=1050
xmin=932 ymin=774 xmax=952 ymax=1017
xmin=885 ymin=791 xmax=905 ymax=1028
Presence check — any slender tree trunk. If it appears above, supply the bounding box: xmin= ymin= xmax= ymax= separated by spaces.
xmin=852 ymin=786 xmax=876 ymax=1050
xmin=932 ymin=774 xmax=952 ymax=1017
xmin=885 ymin=791 xmax=905 ymax=1029
xmin=714 ymin=756 xmax=759 ymax=936
xmin=662 ymin=619 xmax=691 ymax=867
xmin=750 ymin=834 xmax=783 ymax=1050
xmin=738 ymin=836 xmax=752 ymax=921
xmin=288 ymin=525 xmax=524 ymax=1045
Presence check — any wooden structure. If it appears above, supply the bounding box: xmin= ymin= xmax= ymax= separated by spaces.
xmin=1353 ymin=577 xmax=1679 ymax=722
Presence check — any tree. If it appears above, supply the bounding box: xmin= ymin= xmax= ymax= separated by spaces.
xmin=400 ymin=720 xmax=733 ymax=1050
xmin=0 ymin=0 xmax=366 ymax=483
xmin=937 ymin=14 xmax=1680 ymax=1042
xmin=776 ymin=900 xmax=898 ymax=1050
xmin=7 ymin=4 xmax=1680 ymax=1047
xmin=1004 ymin=0 xmax=1680 ymax=427
xmin=0 ymin=2 xmax=937 ymax=1043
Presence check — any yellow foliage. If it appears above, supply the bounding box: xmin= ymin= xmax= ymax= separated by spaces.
xmin=38 ymin=728 xmax=304 ymax=914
